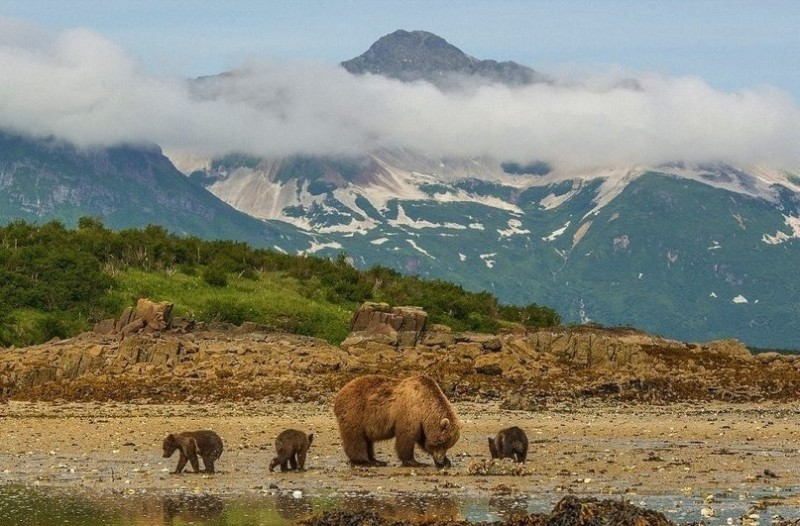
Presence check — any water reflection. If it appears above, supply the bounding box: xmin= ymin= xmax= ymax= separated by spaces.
xmin=275 ymin=491 xmax=313 ymax=520
xmin=163 ymin=493 xmax=224 ymax=522
xmin=0 ymin=486 xmax=118 ymax=525
xmin=2 ymin=485 xmax=800 ymax=525
xmin=489 ymin=495 xmax=531 ymax=518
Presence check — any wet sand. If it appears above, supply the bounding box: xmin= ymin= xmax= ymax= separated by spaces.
xmin=2 ymin=400 xmax=799 ymax=503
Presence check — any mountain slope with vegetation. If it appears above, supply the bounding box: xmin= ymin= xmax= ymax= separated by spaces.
xmin=0 ymin=219 xmax=559 ymax=348
xmin=0 ymin=132 xmax=308 ymax=252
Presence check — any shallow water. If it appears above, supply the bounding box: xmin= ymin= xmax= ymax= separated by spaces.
xmin=1 ymin=485 xmax=799 ymax=525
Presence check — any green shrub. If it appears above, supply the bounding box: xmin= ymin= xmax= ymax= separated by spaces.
xmin=202 ymin=266 xmax=228 ymax=287
xmin=35 ymin=313 xmax=69 ymax=341
xmin=202 ymin=299 xmax=254 ymax=325
xmin=178 ymin=263 xmax=197 ymax=276
xmin=238 ymin=267 xmax=258 ymax=281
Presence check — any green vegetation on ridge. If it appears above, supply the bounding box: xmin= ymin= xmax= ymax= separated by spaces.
xmin=0 ymin=218 xmax=560 ymax=347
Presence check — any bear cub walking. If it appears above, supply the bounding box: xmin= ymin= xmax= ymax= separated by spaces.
xmin=488 ymin=426 xmax=528 ymax=463
xmin=270 ymin=429 xmax=314 ymax=472
xmin=162 ymin=430 xmax=223 ymax=474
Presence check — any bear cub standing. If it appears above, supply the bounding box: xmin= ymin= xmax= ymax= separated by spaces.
xmin=269 ymin=429 xmax=314 ymax=472
xmin=162 ymin=430 xmax=223 ymax=474
xmin=488 ymin=426 xmax=528 ymax=463
xmin=333 ymin=374 xmax=460 ymax=468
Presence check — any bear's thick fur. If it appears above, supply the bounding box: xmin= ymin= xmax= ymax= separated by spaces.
xmin=333 ymin=374 xmax=460 ymax=468
xmin=269 ymin=429 xmax=314 ymax=472
xmin=488 ymin=425 xmax=528 ymax=463
xmin=162 ymin=430 xmax=223 ymax=474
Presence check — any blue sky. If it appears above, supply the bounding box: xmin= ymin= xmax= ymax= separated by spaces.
xmin=2 ymin=0 xmax=798 ymax=100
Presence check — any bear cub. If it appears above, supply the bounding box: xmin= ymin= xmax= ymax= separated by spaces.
xmin=269 ymin=429 xmax=314 ymax=472
xmin=162 ymin=430 xmax=223 ymax=474
xmin=488 ymin=426 xmax=528 ymax=463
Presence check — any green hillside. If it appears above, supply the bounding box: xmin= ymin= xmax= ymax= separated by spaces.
xmin=0 ymin=219 xmax=559 ymax=348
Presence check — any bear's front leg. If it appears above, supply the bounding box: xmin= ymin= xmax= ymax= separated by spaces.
xmin=366 ymin=441 xmax=388 ymax=466
xmin=173 ymin=451 xmax=188 ymax=474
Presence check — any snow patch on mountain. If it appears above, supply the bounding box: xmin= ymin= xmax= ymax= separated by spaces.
xmin=581 ymin=168 xmax=644 ymax=218
xmin=389 ymin=204 xmax=467 ymax=230
xmin=371 ymin=237 xmax=389 ymax=245
xmin=283 ymin=213 xmax=376 ymax=235
xmin=540 ymin=188 xmax=579 ymax=210
xmin=543 ymin=221 xmax=571 ymax=242
xmin=732 ymin=295 xmax=748 ymax=304
xmin=480 ymin=253 xmax=496 ymax=268
xmin=498 ymin=219 xmax=530 ymax=238
xmin=407 ymin=239 xmax=434 ymax=258
xmin=304 ymin=239 xmax=344 ymax=254
xmin=430 ymin=187 xmax=523 ymax=214
xmin=458 ymin=253 xmax=467 ymax=261
xmin=762 ymin=215 xmax=800 ymax=244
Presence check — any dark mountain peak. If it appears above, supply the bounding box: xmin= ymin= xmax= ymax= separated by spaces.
xmin=342 ymin=30 xmax=545 ymax=88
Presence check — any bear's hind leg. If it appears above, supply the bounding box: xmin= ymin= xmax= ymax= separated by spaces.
xmin=340 ymin=428 xmax=378 ymax=465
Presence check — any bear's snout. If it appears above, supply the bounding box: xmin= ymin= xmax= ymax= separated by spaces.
xmin=431 ymin=452 xmax=452 ymax=468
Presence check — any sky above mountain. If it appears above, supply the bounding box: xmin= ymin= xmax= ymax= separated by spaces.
xmin=1 ymin=1 xmax=799 ymax=169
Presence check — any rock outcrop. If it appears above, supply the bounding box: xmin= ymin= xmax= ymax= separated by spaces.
xmin=342 ymin=302 xmax=428 ymax=349
xmin=95 ymin=298 xmax=174 ymax=338
xmin=2 ymin=302 xmax=799 ymax=404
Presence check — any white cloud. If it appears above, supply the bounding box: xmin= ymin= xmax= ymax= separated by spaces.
xmin=2 ymin=19 xmax=800 ymax=169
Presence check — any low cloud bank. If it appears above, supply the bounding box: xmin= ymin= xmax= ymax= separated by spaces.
xmin=2 ymin=19 xmax=799 ymax=169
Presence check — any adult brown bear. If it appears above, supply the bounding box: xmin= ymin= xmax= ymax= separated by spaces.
xmin=333 ymin=374 xmax=460 ymax=468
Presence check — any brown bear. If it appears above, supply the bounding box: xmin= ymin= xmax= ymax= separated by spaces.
xmin=162 ymin=430 xmax=223 ymax=474
xmin=269 ymin=428 xmax=314 ymax=472
xmin=488 ymin=426 xmax=528 ymax=463
xmin=333 ymin=374 xmax=460 ymax=468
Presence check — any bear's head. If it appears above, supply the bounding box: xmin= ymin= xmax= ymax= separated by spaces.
xmin=424 ymin=417 xmax=460 ymax=468
xmin=162 ymin=434 xmax=179 ymax=458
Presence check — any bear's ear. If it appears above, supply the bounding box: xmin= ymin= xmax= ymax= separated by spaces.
xmin=440 ymin=418 xmax=450 ymax=430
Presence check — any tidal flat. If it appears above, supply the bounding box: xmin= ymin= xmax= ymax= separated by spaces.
xmin=1 ymin=400 xmax=800 ymax=524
